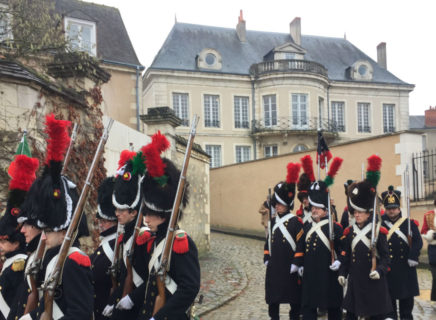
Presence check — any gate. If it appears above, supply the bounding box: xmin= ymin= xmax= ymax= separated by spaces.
xmin=411 ymin=149 xmax=436 ymax=201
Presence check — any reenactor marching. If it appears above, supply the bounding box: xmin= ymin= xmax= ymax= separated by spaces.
xmin=264 ymin=162 xmax=304 ymax=320
xmin=296 ymin=155 xmax=316 ymax=227
xmin=338 ymin=155 xmax=393 ymax=319
xmin=0 ymin=148 xmax=39 ymax=320
xmin=90 ymin=177 xmax=118 ymax=320
xmin=381 ymin=185 xmax=422 ymax=319
xmin=20 ymin=114 xmax=94 ymax=320
xmin=300 ymin=157 xmax=344 ymax=320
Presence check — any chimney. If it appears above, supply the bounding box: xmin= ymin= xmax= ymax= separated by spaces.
xmin=236 ymin=10 xmax=246 ymax=42
xmin=377 ymin=42 xmax=387 ymax=69
xmin=290 ymin=17 xmax=301 ymax=46
xmin=425 ymin=106 xmax=436 ymax=127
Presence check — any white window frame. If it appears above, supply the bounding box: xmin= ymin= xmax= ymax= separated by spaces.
xmin=235 ymin=145 xmax=251 ymax=163
xmin=263 ymin=95 xmax=277 ymax=127
xmin=331 ymin=101 xmax=346 ymax=132
xmin=172 ymin=92 xmax=189 ymax=126
xmin=293 ymin=144 xmax=308 ymax=153
xmin=383 ymin=104 xmax=395 ymax=133
xmin=205 ymin=144 xmax=222 ymax=168
xmin=292 ymin=93 xmax=308 ymax=129
xmin=264 ymin=145 xmax=278 ymax=158
xmin=234 ymin=96 xmax=249 ymax=129
xmin=204 ymin=94 xmax=220 ymax=128
xmin=64 ymin=17 xmax=97 ymax=56
xmin=357 ymin=102 xmax=371 ymax=133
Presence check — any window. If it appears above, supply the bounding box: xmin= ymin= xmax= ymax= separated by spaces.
xmin=264 ymin=145 xmax=278 ymax=158
xmin=0 ymin=5 xmax=12 ymax=42
xmin=357 ymin=103 xmax=371 ymax=133
xmin=331 ymin=102 xmax=345 ymax=132
xmin=234 ymin=96 xmax=249 ymax=129
xmin=292 ymin=94 xmax=308 ymax=128
xmin=383 ymin=104 xmax=395 ymax=133
xmin=293 ymin=144 xmax=307 ymax=152
xmin=204 ymin=95 xmax=220 ymax=127
xmin=64 ymin=17 xmax=96 ymax=56
xmin=263 ymin=95 xmax=277 ymax=127
xmin=285 ymin=52 xmax=295 ymax=59
xmin=172 ymin=93 xmax=189 ymax=126
xmin=205 ymin=145 xmax=221 ymax=168
xmin=236 ymin=146 xmax=251 ymax=163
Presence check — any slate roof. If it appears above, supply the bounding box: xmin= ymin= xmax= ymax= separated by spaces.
xmin=150 ymin=23 xmax=409 ymax=85
xmin=55 ymin=0 xmax=142 ymax=67
xmin=409 ymin=115 xmax=425 ymax=129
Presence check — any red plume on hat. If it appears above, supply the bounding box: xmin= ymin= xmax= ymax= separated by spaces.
xmin=8 ymin=155 xmax=39 ymax=191
xmin=286 ymin=162 xmax=301 ymax=185
xmin=300 ymin=155 xmax=315 ymax=183
xmin=324 ymin=157 xmax=343 ymax=187
xmin=117 ymin=150 xmax=136 ymax=171
xmin=141 ymin=131 xmax=171 ymax=185
xmin=44 ymin=113 xmax=71 ymax=165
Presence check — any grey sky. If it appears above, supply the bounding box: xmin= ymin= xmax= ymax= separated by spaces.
xmin=85 ymin=0 xmax=434 ymax=116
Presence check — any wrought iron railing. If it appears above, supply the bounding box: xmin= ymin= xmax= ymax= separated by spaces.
xmin=252 ymin=117 xmax=341 ymax=134
xmin=250 ymin=59 xmax=328 ymax=78
xmin=411 ymin=149 xmax=436 ymax=201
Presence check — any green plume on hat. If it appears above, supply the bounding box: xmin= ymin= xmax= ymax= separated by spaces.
xmin=15 ymin=132 xmax=32 ymax=157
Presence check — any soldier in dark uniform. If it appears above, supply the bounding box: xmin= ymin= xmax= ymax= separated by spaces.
xmin=103 ymin=152 xmax=149 ymax=320
xmin=381 ymin=186 xmax=422 ymax=320
xmin=264 ymin=162 xmax=303 ymax=320
xmin=338 ymin=155 xmax=392 ymax=319
xmin=7 ymin=154 xmax=41 ymax=320
xmin=137 ymin=156 xmax=201 ymax=320
xmin=18 ymin=114 xmax=93 ymax=320
xmin=90 ymin=177 xmax=118 ymax=320
xmin=340 ymin=180 xmax=355 ymax=229
xmin=296 ymin=173 xmax=313 ymax=227
xmin=300 ymin=161 xmax=344 ymax=320
xmin=0 ymin=152 xmax=39 ymax=320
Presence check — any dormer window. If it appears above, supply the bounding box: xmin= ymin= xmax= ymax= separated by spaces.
xmin=349 ymin=60 xmax=373 ymax=81
xmin=64 ymin=17 xmax=96 ymax=56
xmin=197 ymin=49 xmax=222 ymax=70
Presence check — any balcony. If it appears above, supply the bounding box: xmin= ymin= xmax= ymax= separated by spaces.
xmin=252 ymin=116 xmax=340 ymax=137
xmin=250 ymin=59 xmax=328 ymax=78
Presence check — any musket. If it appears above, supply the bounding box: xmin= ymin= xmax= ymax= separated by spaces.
xmin=268 ymin=188 xmax=272 ymax=257
xmin=153 ymin=114 xmax=199 ymax=316
xmin=121 ymin=199 xmax=144 ymax=298
xmin=405 ymin=164 xmax=412 ymax=247
xmin=108 ymin=223 xmax=123 ymax=295
xmin=24 ymin=122 xmax=78 ymax=314
xmin=61 ymin=123 xmax=78 ymax=175
xmin=370 ymin=192 xmax=381 ymax=272
xmin=40 ymin=118 xmax=114 ymax=320
xmin=327 ymin=191 xmax=335 ymax=264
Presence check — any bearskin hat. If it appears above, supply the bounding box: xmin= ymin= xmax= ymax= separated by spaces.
xmin=29 ymin=114 xmax=88 ymax=236
xmin=381 ymin=185 xmax=401 ymax=209
xmin=347 ymin=155 xmax=382 ymax=213
xmin=1 ymin=142 xmax=39 ymax=243
xmin=308 ymin=180 xmax=329 ymax=209
xmin=97 ymin=177 xmax=117 ymax=220
xmin=297 ymin=173 xmax=311 ymax=202
xmin=344 ymin=179 xmax=355 ymax=196
xmin=273 ymin=162 xmax=300 ymax=210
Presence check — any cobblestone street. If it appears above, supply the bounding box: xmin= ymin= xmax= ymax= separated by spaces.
xmin=194 ymin=232 xmax=436 ymax=320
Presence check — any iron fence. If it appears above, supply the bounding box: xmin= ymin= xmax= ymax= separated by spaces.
xmin=411 ymin=149 xmax=436 ymax=201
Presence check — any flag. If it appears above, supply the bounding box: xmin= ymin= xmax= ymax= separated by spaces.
xmin=316 ymin=130 xmax=332 ymax=169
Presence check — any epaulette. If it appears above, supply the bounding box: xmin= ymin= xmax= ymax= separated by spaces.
xmin=136 ymin=227 xmax=152 ymax=245
xmin=380 ymin=209 xmax=385 ymax=215
xmin=69 ymin=251 xmax=91 ymax=267
xmin=413 ymin=219 xmax=419 ymax=227
xmin=297 ymin=217 xmax=303 ymax=224
xmin=11 ymin=259 xmax=26 ymax=272
xmin=117 ymin=233 xmax=124 ymax=244
xmin=379 ymin=226 xmax=388 ymax=235
xmin=343 ymin=226 xmax=351 ymax=236
xmin=173 ymin=230 xmax=189 ymax=254
xmin=335 ymin=221 xmax=343 ymax=229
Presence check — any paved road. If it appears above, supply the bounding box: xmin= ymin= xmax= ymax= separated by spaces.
xmin=196 ymin=232 xmax=436 ymax=320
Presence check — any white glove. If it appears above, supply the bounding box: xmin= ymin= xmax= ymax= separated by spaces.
xmin=337 ymin=276 xmax=346 ymax=287
xmin=290 ymin=264 xmax=299 ymax=274
xmin=329 ymin=260 xmax=341 ymax=271
xmin=102 ymin=304 xmax=114 ymax=317
xmin=369 ymin=270 xmax=380 ymax=280
xmin=424 ymin=230 xmax=435 ymax=242
xmin=19 ymin=314 xmax=32 ymax=320
xmin=116 ymin=295 xmax=134 ymax=310
xmin=149 ymin=318 xmax=155 ymax=320
xmin=264 ymin=260 xmax=269 ymax=266
xmin=298 ymin=266 xmax=304 ymax=277
xmin=408 ymin=259 xmax=419 ymax=267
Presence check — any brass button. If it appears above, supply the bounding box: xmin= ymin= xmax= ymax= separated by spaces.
xmin=390 ymin=255 xmax=393 ymax=258
xmin=97 ymin=251 xmax=101 ymax=255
